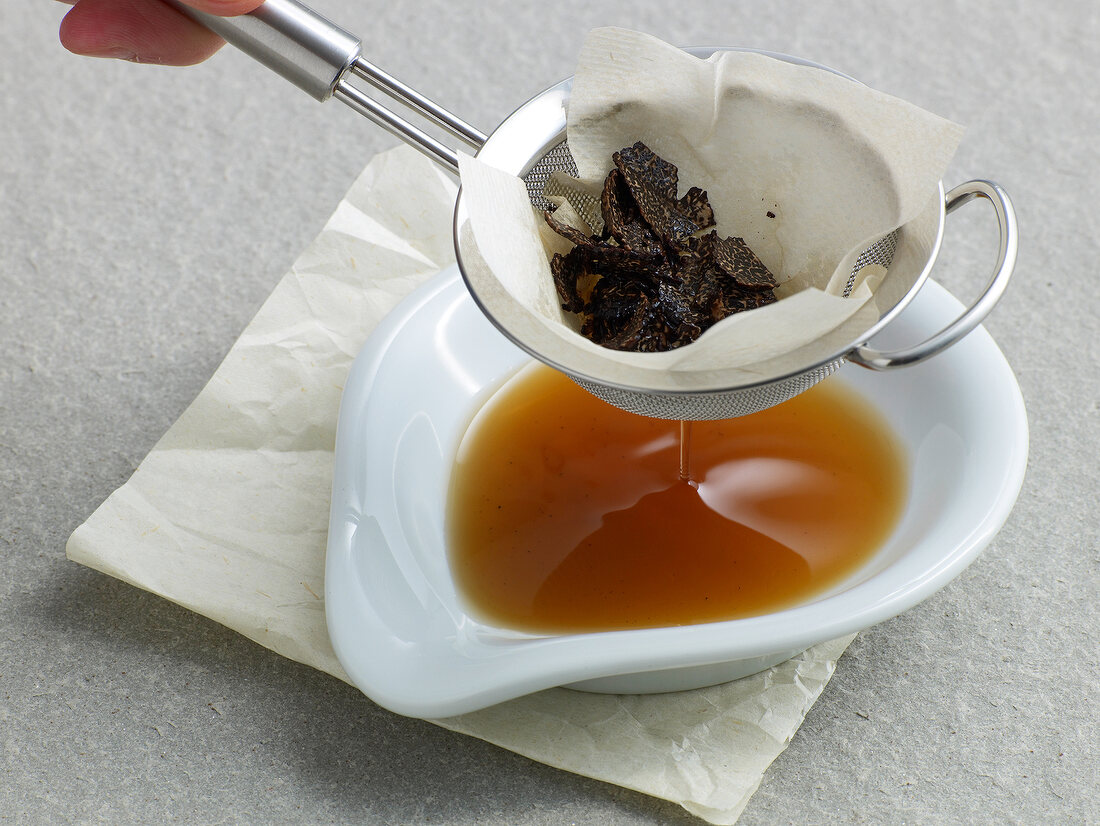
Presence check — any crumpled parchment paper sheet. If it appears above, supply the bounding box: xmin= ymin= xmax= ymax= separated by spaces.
xmin=67 ymin=145 xmax=856 ymax=825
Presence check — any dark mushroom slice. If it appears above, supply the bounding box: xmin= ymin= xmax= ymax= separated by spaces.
xmin=598 ymin=298 xmax=677 ymax=353
xmin=612 ymin=141 xmax=679 ymax=201
xmin=612 ymin=144 xmax=691 ymax=243
xmin=544 ymin=208 xmax=596 ymax=248
xmin=612 ymin=142 xmax=716 ymax=246
xmin=677 ymin=230 xmax=716 ymax=271
xmin=677 ymin=186 xmax=715 ymax=233
xmin=673 ymin=232 xmax=719 ymax=310
xmin=584 ymin=269 xmax=708 ymax=353
xmin=709 ymin=279 xmax=778 ymax=321
xmin=600 ymin=169 xmax=665 ymax=257
xmin=580 ymin=243 xmax=665 ymax=278
xmin=582 ymin=273 xmax=652 ymax=345
xmin=550 ymin=248 xmax=588 ymax=314
xmin=546 ymin=201 xmax=664 ymax=270
xmin=712 ymin=234 xmax=777 ymax=291
xmin=549 ymin=142 xmax=778 ymax=352
xmin=652 ymin=280 xmax=708 ymax=344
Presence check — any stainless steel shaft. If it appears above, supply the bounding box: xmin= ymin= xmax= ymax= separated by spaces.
xmin=163 ymin=0 xmax=359 ymax=101
xmin=162 ymin=0 xmax=485 ymax=171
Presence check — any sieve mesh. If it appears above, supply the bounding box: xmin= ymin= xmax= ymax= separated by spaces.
xmin=573 ymin=360 xmax=843 ymax=420
xmin=844 ymin=229 xmax=898 ymax=296
xmin=524 ymin=141 xmax=578 ymax=212
xmin=517 ymin=141 xmax=898 ymax=419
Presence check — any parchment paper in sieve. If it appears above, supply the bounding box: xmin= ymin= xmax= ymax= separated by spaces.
xmin=457 ymin=27 xmax=963 ymax=391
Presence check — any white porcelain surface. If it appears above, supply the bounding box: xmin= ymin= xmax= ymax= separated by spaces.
xmin=325 ymin=266 xmax=1028 ymax=719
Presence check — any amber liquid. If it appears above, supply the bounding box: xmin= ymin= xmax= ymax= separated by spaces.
xmin=447 ymin=364 xmax=907 ymax=634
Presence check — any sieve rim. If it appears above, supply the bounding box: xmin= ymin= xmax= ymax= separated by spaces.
xmin=452 ymin=48 xmax=948 ymax=399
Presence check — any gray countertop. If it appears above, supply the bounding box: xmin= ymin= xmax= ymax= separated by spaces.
xmin=2 ymin=1 xmax=1097 ymax=823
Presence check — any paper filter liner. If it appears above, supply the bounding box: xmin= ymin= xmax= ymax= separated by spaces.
xmin=457 ymin=27 xmax=962 ymax=393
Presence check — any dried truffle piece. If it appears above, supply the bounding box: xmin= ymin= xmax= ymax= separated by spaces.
xmin=585 ymin=270 xmax=709 ymax=353
xmin=597 ymin=285 xmax=707 ymax=353
xmin=674 ymin=233 xmax=720 ymax=308
xmin=612 ymin=141 xmax=679 ymax=201
xmin=598 ymin=297 xmax=681 ymax=353
xmin=612 ymin=142 xmax=716 ymax=246
xmin=550 ymin=249 xmax=586 ymax=314
xmin=713 ymin=235 xmax=777 ymax=291
xmin=683 ymin=267 xmax=723 ymax=320
xmin=600 ymin=169 xmax=665 ymax=257
xmin=677 ymin=186 xmax=716 ymax=232
xmin=709 ymin=278 xmax=778 ymax=320
xmin=677 ymin=230 xmax=716 ymax=271
xmin=552 ymin=242 xmax=663 ymax=314
xmin=613 ymin=144 xmax=694 ymax=243
xmin=674 ymin=231 xmax=777 ymax=321
xmin=546 ymin=142 xmax=776 ymax=352
xmin=598 ymin=299 xmax=664 ymax=352
xmin=545 ymin=200 xmax=664 ymax=275
xmin=580 ymin=243 xmax=664 ymax=277
xmin=583 ymin=274 xmax=652 ymax=345
xmin=652 ymin=280 xmax=707 ymax=341
xmin=544 ymin=209 xmax=595 ymax=248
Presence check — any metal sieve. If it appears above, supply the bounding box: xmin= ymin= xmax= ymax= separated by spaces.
xmin=170 ymin=0 xmax=1018 ymax=420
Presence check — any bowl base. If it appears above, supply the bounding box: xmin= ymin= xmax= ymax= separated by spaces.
xmin=564 ymin=649 xmax=803 ymax=694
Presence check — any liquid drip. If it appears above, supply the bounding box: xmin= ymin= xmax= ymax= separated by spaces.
xmin=679 ymin=420 xmax=693 ymax=482
xmin=447 ymin=364 xmax=907 ymax=634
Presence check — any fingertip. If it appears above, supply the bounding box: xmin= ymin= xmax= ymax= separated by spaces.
xmin=60 ymin=0 xmax=227 ymax=66
xmin=58 ymin=1 xmax=109 ymax=57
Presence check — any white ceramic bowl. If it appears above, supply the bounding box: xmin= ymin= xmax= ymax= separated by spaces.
xmin=325 ymin=265 xmax=1027 ymax=718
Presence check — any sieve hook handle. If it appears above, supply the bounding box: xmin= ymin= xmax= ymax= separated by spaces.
xmin=848 ymin=180 xmax=1017 ymax=371
xmin=161 ymin=0 xmax=486 ymax=172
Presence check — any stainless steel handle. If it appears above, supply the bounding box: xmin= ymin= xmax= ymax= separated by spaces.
xmin=163 ymin=0 xmax=358 ymax=101
xmin=162 ymin=0 xmax=486 ymax=172
xmin=848 ymin=179 xmax=1018 ymax=370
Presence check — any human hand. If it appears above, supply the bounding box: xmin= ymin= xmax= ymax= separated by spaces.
xmin=59 ymin=0 xmax=263 ymax=66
